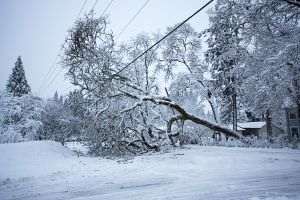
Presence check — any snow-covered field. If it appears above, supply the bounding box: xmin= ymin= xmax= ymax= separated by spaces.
xmin=1 ymin=141 xmax=300 ymax=200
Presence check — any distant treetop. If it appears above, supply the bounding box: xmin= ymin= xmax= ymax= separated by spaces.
xmin=6 ymin=56 xmax=31 ymax=97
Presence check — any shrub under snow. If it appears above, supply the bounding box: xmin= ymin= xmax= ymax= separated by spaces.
xmin=0 ymin=91 xmax=44 ymax=143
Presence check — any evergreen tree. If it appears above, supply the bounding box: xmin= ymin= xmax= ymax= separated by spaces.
xmin=205 ymin=0 xmax=247 ymax=129
xmin=6 ymin=56 xmax=31 ymax=97
xmin=53 ymin=91 xmax=59 ymax=102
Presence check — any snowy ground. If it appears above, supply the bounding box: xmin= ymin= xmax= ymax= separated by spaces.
xmin=0 ymin=141 xmax=300 ymax=200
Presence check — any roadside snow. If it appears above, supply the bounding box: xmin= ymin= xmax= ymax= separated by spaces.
xmin=0 ymin=141 xmax=300 ymax=200
xmin=0 ymin=141 xmax=76 ymax=179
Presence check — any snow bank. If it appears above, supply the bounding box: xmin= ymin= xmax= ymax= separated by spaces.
xmin=0 ymin=140 xmax=75 ymax=179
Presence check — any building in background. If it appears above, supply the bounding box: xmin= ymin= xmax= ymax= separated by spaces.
xmin=232 ymin=122 xmax=284 ymax=139
xmin=285 ymin=107 xmax=300 ymax=141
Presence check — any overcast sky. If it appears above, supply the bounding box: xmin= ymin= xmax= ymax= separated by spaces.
xmin=0 ymin=0 xmax=213 ymax=98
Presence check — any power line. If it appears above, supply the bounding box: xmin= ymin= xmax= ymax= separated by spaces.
xmin=38 ymin=0 xmax=88 ymax=93
xmin=91 ymin=0 xmax=99 ymax=11
xmin=43 ymin=68 xmax=64 ymax=94
xmin=42 ymin=0 xmax=213 ymax=96
xmin=100 ymin=0 xmax=114 ymax=17
xmin=37 ymin=52 xmax=60 ymax=94
xmin=117 ymin=0 xmax=151 ymax=39
xmin=40 ymin=0 xmax=114 ymax=96
xmin=38 ymin=0 xmax=89 ymax=95
xmin=90 ymin=0 xmax=114 ymax=15
xmin=38 ymin=0 xmax=88 ymax=95
xmin=113 ymin=0 xmax=214 ymax=76
xmin=77 ymin=0 xmax=89 ymax=18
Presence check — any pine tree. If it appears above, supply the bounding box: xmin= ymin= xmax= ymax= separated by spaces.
xmin=6 ymin=56 xmax=31 ymax=97
xmin=205 ymin=0 xmax=247 ymax=129
xmin=53 ymin=91 xmax=59 ymax=102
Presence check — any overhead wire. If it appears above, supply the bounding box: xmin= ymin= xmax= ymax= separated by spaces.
xmin=38 ymin=0 xmax=89 ymax=95
xmin=100 ymin=0 xmax=114 ymax=17
xmin=91 ymin=0 xmax=99 ymax=11
xmin=40 ymin=0 xmax=214 ymax=96
xmin=40 ymin=0 xmax=115 ymax=96
xmin=113 ymin=0 xmax=214 ymax=76
xmin=116 ymin=0 xmax=151 ymax=39
xmin=77 ymin=0 xmax=89 ymax=18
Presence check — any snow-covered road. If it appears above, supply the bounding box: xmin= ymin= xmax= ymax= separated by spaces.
xmin=1 ymin=141 xmax=300 ymax=200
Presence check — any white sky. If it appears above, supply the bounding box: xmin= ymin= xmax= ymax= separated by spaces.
xmin=0 ymin=0 xmax=213 ymax=98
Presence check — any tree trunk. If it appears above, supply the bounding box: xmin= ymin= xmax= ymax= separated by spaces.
xmin=297 ymin=103 xmax=300 ymax=141
xmin=232 ymin=93 xmax=238 ymax=132
xmin=208 ymin=95 xmax=221 ymax=141
xmin=285 ymin=108 xmax=291 ymax=142
xmin=142 ymin=96 xmax=244 ymax=140
xmin=265 ymin=109 xmax=273 ymax=139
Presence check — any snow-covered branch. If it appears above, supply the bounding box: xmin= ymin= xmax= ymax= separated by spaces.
xmin=141 ymin=96 xmax=243 ymax=139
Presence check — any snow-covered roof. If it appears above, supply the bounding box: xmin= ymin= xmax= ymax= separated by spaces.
xmin=226 ymin=125 xmax=245 ymax=131
xmin=238 ymin=122 xmax=266 ymax=129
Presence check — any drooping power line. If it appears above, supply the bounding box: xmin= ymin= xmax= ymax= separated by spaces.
xmin=40 ymin=0 xmax=214 ymax=96
xmin=113 ymin=0 xmax=214 ymax=76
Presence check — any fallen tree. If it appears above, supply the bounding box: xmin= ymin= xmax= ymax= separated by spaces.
xmin=142 ymin=96 xmax=243 ymax=139
xmin=119 ymin=92 xmax=244 ymax=140
xmin=61 ymin=14 xmax=246 ymax=155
